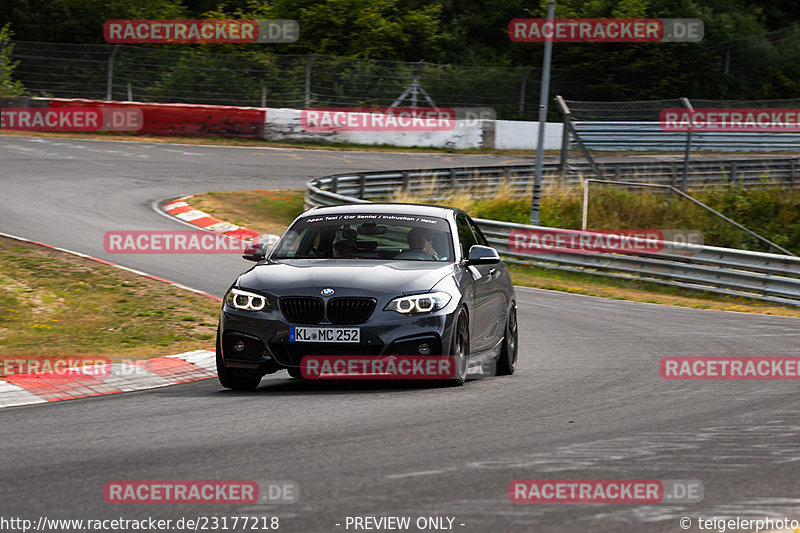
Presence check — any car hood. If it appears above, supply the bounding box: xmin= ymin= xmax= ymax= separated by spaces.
xmin=237 ymin=259 xmax=454 ymax=297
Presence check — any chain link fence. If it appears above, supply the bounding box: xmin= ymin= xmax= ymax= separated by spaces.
xmin=2 ymin=40 xmax=574 ymax=119
xmin=5 ymin=20 xmax=800 ymax=117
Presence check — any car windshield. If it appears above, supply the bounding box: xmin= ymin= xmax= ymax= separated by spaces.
xmin=272 ymin=213 xmax=454 ymax=261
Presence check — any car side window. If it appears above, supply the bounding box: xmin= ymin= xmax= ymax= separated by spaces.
xmin=456 ymin=214 xmax=478 ymax=258
xmin=467 ymin=217 xmax=488 ymax=247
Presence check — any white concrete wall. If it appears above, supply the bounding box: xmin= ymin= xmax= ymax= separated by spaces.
xmin=263 ymin=108 xmax=563 ymax=150
xmin=494 ymin=120 xmax=563 ymax=150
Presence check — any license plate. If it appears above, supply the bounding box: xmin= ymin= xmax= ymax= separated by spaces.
xmin=290 ymin=327 xmax=360 ymax=343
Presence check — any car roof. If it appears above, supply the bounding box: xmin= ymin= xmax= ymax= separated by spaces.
xmin=304 ymin=203 xmax=463 ymax=219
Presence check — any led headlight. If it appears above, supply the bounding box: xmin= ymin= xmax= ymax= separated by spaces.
xmin=225 ymin=288 xmax=270 ymax=312
xmin=385 ymin=292 xmax=451 ymax=314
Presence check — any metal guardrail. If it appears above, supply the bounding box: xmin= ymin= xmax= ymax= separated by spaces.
xmin=307 ymin=159 xmax=799 ymax=202
xmin=572 ymin=121 xmax=800 ymax=152
xmin=305 ymin=166 xmax=800 ymax=307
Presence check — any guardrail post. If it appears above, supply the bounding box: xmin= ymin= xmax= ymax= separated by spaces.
xmin=331 ymin=176 xmax=338 ymax=194
xmin=402 ymin=171 xmax=409 ymax=191
xmin=581 ymin=179 xmax=590 ymax=230
xmin=358 ymin=174 xmax=366 ymax=199
xmin=558 ymin=122 xmax=570 ymax=181
xmin=680 ymin=97 xmax=693 ymax=192
xmin=556 ymin=95 xmax=571 ymax=180
xmin=450 ymin=168 xmax=456 ymax=193
xmin=731 ymin=162 xmax=738 ymax=185
xmin=670 ymin=162 xmax=677 ymax=188
xmin=789 ymin=159 xmax=796 ymax=190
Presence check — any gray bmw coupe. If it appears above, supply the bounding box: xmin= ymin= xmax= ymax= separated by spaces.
xmin=217 ymin=203 xmax=517 ymax=389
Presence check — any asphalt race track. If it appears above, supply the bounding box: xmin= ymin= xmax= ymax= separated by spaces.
xmin=1 ymin=135 xmax=799 ymax=533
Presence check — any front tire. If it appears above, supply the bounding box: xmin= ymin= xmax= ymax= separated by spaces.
xmin=496 ymin=304 xmax=518 ymax=376
xmin=216 ymin=329 xmax=262 ymax=390
xmin=448 ymin=310 xmax=470 ymax=386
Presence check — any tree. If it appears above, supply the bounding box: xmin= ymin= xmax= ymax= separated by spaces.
xmin=0 ymin=24 xmax=29 ymax=97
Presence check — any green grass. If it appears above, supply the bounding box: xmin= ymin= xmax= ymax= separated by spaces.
xmin=0 ymin=237 xmax=221 ymax=358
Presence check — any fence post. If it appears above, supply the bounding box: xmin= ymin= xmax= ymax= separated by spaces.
xmin=680 ymin=97 xmax=693 ymax=191
xmin=791 ymin=158 xmax=796 ymax=189
xmin=106 ymin=44 xmax=119 ymax=101
xmin=556 ymin=96 xmax=571 ymax=180
xmin=519 ymin=67 xmax=533 ymax=119
xmin=261 ymin=86 xmax=267 ymax=108
xmin=305 ymin=54 xmax=316 ymax=108
xmin=127 ymin=81 xmax=132 ymax=101
xmin=581 ymin=179 xmax=590 ymax=230
xmin=670 ymin=162 xmax=677 ymax=188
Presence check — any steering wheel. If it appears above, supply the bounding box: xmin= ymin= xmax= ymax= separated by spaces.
xmin=394 ymin=250 xmax=435 ymax=260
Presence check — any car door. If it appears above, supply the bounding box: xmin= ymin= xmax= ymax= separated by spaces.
xmin=467 ymin=216 xmax=508 ymax=350
xmin=456 ymin=214 xmax=497 ymax=355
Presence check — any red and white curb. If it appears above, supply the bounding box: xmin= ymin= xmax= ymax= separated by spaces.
xmin=0 ymin=231 xmax=226 ymax=408
xmin=0 ymin=194 xmax=278 ymax=409
xmin=0 ymin=350 xmax=216 ymax=408
xmin=162 ymin=196 xmax=271 ymax=243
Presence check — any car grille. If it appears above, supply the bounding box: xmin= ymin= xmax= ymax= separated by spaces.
xmin=280 ymin=297 xmax=324 ymax=324
xmin=269 ymin=342 xmax=383 ymax=366
xmin=279 ymin=297 xmax=376 ymax=324
xmin=327 ymin=298 xmax=376 ymax=324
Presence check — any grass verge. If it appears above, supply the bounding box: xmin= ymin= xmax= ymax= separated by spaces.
xmin=0 ymin=236 xmax=221 ymax=359
xmin=188 ymin=189 xmax=800 ymax=317
xmin=5 ymin=131 xmax=800 ymax=157
xmin=189 ymin=189 xmax=306 ymax=235
xmin=0 ymin=130 xmax=556 ymax=156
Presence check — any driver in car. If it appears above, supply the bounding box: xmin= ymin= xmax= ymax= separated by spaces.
xmin=407 ymin=227 xmax=439 ymax=260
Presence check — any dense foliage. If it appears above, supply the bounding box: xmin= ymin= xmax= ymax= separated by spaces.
xmin=2 ymin=0 xmax=800 ymax=100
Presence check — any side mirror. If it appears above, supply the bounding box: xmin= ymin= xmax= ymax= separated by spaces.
xmin=466 ymin=245 xmax=500 ymax=265
xmin=242 ymin=234 xmax=279 ymax=262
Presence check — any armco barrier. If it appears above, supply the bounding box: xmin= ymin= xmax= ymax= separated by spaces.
xmin=305 ymin=166 xmax=800 ymax=306
xmin=306 ymin=160 xmax=800 ymax=196
xmin=571 ymin=121 xmax=800 ymax=152
xmin=21 ymin=98 xmax=266 ymax=138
